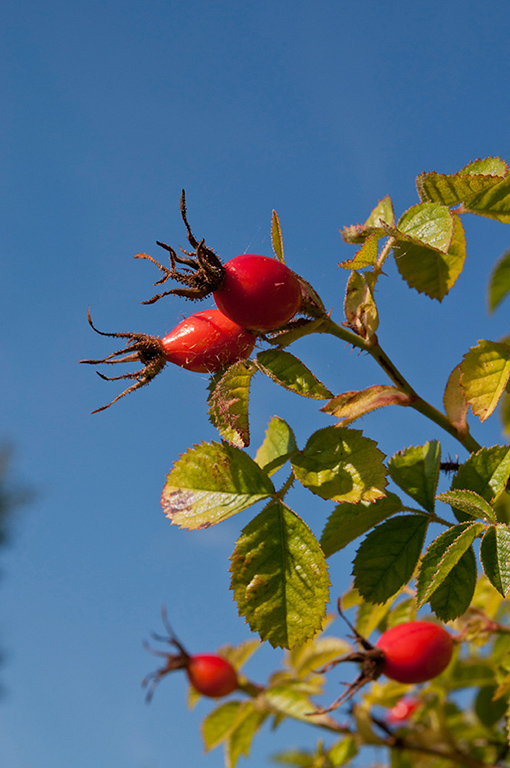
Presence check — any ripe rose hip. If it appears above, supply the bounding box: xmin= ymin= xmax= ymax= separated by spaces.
xmin=212 ymin=254 xmax=302 ymax=331
xmin=81 ymin=308 xmax=255 ymax=412
xmin=143 ymin=610 xmax=238 ymax=702
xmin=160 ymin=308 xmax=255 ymax=371
xmin=376 ymin=621 xmax=454 ymax=684
xmin=135 ymin=191 xmax=303 ymax=331
xmin=385 ymin=696 xmax=420 ymax=725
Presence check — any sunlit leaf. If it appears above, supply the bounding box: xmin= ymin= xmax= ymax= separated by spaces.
xmin=230 ymin=501 xmax=330 ymax=648
xmin=461 ymin=340 xmax=510 ymax=422
xmin=416 ymin=522 xmax=485 ymax=609
xmin=464 ymin=172 xmax=510 ymax=223
xmin=161 ymin=441 xmax=274 ymax=529
xmin=208 ymin=361 xmax=258 ymax=447
xmin=480 ymin=525 xmax=510 ymax=596
xmin=202 ymin=700 xmax=243 ymax=751
xmin=388 ymin=441 xmax=441 ymax=513
xmin=353 ymin=514 xmax=428 ymax=604
xmin=257 ymin=350 xmax=333 ymax=399
xmin=429 ymin=546 xmax=477 ymax=621
xmin=443 ymin=363 xmax=469 ymax=437
xmin=292 ymin=426 xmax=387 ymax=503
xmin=255 ymin=416 xmax=298 ymax=476
xmin=416 ymin=157 xmax=508 ymax=206
xmin=437 ymin=489 xmax=496 ymax=523
xmin=226 ymin=700 xmax=267 ymax=768
xmin=320 ymin=493 xmax=404 ymax=557
xmin=343 ymin=270 xmax=379 ymax=340
xmin=339 ymin=233 xmax=379 ymax=269
xmin=340 ymin=196 xmax=395 ymax=244
xmin=451 ymin=445 xmax=510 ymax=504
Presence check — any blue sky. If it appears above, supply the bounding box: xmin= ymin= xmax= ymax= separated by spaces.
xmin=2 ymin=1 xmax=510 ymax=765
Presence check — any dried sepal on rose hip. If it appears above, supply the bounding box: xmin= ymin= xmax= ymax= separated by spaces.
xmin=134 ymin=191 xmax=304 ymax=331
xmin=142 ymin=608 xmax=238 ymax=702
xmin=80 ymin=308 xmax=255 ymax=413
xmin=312 ymin=599 xmax=454 ymax=714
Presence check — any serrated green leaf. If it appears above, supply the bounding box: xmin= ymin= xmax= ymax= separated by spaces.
xmin=437 ymin=489 xmax=496 ymax=522
xmin=451 ymin=445 xmax=510 ymax=504
xmin=322 ymin=385 xmax=412 ymax=426
xmin=271 ymin=210 xmax=285 ymax=263
xmin=416 ymin=522 xmax=485 ymax=608
xmin=320 ymin=493 xmax=404 ymax=557
xmin=443 ymin=363 xmax=469 ymax=437
xmin=340 ymin=196 xmax=395 ymax=244
xmin=416 ymin=158 xmax=508 ymax=206
xmin=255 ymin=416 xmax=298 ymax=476
xmin=464 ymin=172 xmax=510 ymax=223
xmin=388 ymin=441 xmax=441 ymax=513
xmin=226 ymin=700 xmax=267 ymax=768
xmin=488 ymin=249 xmax=510 ymax=313
xmin=202 ymin=700 xmax=243 ymax=751
xmin=230 ymin=501 xmax=330 ymax=648
xmin=392 ymin=205 xmax=465 ymax=301
xmin=339 ymin=233 xmax=379 ymax=269
xmin=480 ymin=525 xmax=510 ymax=596
xmin=344 ymin=270 xmax=379 ymax=340
xmin=161 ymin=441 xmax=274 ymax=529
xmin=461 ymin=340 xmax=510 ymax=422
xmin=352 ymin=514 xmax=428 ymax=604
xmin=208 ymin=360 xmax=258 ymax=447
xmin=429 ymin=545 xmax=477 ymax=621
xmin=292 ymin=426 xmax=387 ymax=503
xmin=257 ymin=350 xmax=333 ymax=400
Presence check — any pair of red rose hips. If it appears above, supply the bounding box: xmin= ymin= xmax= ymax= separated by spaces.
xmin=82 ymin=194 xmax=304 ymax=412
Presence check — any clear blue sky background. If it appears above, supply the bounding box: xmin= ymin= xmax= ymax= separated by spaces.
xmin=2 ymin=1 xmax=510 ymax=766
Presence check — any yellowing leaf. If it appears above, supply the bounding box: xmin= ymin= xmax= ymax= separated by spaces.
xmin=443 ymin=363 xmax=469 ymax=437
xmin=461 ymin=340 xmax=510 ymax=422
xmin=322 ymin=384 xmax=412 ymax=425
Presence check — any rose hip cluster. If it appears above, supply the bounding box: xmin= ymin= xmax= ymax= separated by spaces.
xmin=81 ymin=191 xmax=303 ymax=412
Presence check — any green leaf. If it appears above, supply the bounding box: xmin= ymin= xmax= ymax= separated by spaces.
xmin=340 ymin=196 xmax=395 ymax=244
xmin=161 ymin=441 xmax=274 ymax=529
xmin=461 ymin=340 xmax=510 ymax=421
xmin=480 ymin=525 xmax=510 ymax=596
xmin=451 ymin=445 xmax=510 ymax=504
xmin=339 ymin=233 xmax=379 ymax=269
xmin=416 ymin=157 xmax=508 ymax=206
xmin=271 ymin=210 xmax=285 ymax=263
xmin=292 ymin=426 xmax=387 ymax=503
xmin=443 ymin=363 xmax=469 ymax=437
xmin=416 ymin=522 xmax=486 ymax=608
xmin=230 ymin=501 xmax=330 ymax=648
xmin=320 ymin=493 xmax=404 ymax=557
xmin=322 ymin=385 xmax=412 ymax=426
xmin=464 ymin=172 xmax=510 ymax=223
xmin=352 ymin=514 xmax=428 ymax=604
xmin=488 ymin=249 xmax=510 ymax=313
xmin=343 ymin=270 xmax=379 ymax=340
xmin=226 ymin=700 xmax=267 ymax=768
xmin=501 ymin=390 xmax=510 ymax=438
xmin=446 ymin=659 xmax=496 ymax=690
xmin=208 ymin=360 xmax=258 ymax=447
xmin=328 ymin=736 xmax=358 ymax=766
xmin=217 ymin=638 xmax=261 ymax=671
xmin=256 ymin=350 xmax=333 ymax=400
xmin=429 ymin=545 xmax=477 ymax=621
xmin=202 ymin=700 xmax=243 ymax=751
xmin=475 ymin=685 xmax=508 ymax=727
xmin=388 ymin=441 xmax=441 ymax=513
xmin=255 ymin=416 xmax=298 ymax=476
xmin=287 ymin=635 xmax=351 ymax=678
xmin=437 ymin=489 xmax=496 ymax=522
xmin=391 ymin=204 xmax=465 ymax=301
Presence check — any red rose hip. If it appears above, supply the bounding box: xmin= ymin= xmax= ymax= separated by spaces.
xmin=376 ymin=621 xmax=454 ymax=684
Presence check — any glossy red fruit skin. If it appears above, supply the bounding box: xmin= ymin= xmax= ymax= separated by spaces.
xmin=186 ymin=654 xmax=238 ymax=698
xmin=213 ymin=254 xmax=302 ymax=331
xmin=160 ymin=309 xmax=255 ymax=372
xmin=376 ymin=621 xmax=454 ymax=684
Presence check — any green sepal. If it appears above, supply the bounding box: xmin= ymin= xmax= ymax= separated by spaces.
xmin=271 ymin=209 xmax=285 ymax=263
xmin=161 ymin=441 xmax=274 ymax=529
xmin=352 ymin=514 xmax=429 ymax=604
xmin=256 ymin=350 xmax=333 ymax=400
xmin=230 ymin=501 xmax=330 ymax=648
xmin=480 ymin=525 xmax=510 ymax=596
xmin=208 ymin=360 xmax=258 ymax=447
xmin=255 ymin=416 xmax=298 ymax=476
xmin=320 ymin=492 xmax=404 ymax=557
xmin=388 ymin=441 xmax=441 ymax=513
xmin=292 ymin=426 xmax=387 ymax=503
xmin=416 ymin=522 xmax=486 ymax=609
